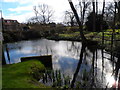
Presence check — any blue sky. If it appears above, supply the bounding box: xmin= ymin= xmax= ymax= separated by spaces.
xmin=1 ymin=0 xmax=72 ymax=23
xmin=1 ymin=0 xmax=113 ymax=23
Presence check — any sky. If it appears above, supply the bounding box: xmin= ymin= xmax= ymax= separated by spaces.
xmin=0 ymin=0 xmax=115 ymax=23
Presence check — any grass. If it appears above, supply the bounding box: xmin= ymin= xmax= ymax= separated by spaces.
xmin=57 ymin=29 xmax=120 ymax=48
xmin=2 ymin=60 xmax=49 ymax=88
xmin=61 ymin=29 xmax=120 ymax=37
xmin=59 ymin=32 xmax=80 ymax=39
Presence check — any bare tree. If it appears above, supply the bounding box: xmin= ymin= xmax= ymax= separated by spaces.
xmin=78 ymin=0 xmax=91 ymax=25
xmin=64 ymin=10 xmax=75 ymax=27
xmin=33 ymin=4 xmax=54 ymax=24
xmin=102 ymin=0 xmax=105 ymax=17
xmin=92 ymin=0 xmax=96 ymax=31
xmin=68 ymin=0 xmax=92 ymax=42
xmin=96 ymin=0 xmax=98 ymax=14
xmin=100 ymin=0 xmax=105 ymax=31
xmin=68 ymin=0 xmax=86 ymax=42
xmin=104 ymin=2 xmax=115 ymax=26
xmin=118 ymin=1 xmax=120 ymax=23
xmin=115 ymin=1 xmax=120 ymax=25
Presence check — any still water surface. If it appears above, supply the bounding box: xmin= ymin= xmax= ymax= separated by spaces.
xmin=4 ymin=39 xmax=119 ymax=88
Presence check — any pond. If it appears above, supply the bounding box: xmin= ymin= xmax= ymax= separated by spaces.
xmin=3 ymin=39 xmax=119 ymax=88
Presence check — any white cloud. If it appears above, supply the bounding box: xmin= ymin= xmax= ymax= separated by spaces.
xmin=4 ymin=0 xmax=72 ymax=23
xmin=3 ymin=0 xmax=35 ymax=4
xmin=3 ymin=0 xmax=115 ymax=23
xmin=4 ymin=12 xmax=34 ymax=23
xmin=8 ymin=5 xmax=33 ymax=13
xmin=35 ymin=0 xmax=74 ymax=22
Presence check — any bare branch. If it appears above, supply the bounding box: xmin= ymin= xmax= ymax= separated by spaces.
xmin=33 ymin=4 xmax=54 ymax=24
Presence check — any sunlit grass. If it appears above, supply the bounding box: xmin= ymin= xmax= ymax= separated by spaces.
xmin=58 ymin=29 xmax=120 ymax=41
xmin=59 ymin=32 xmax=79 ymax=38
xmin=2 ymin=60 xmax=48 ymax=88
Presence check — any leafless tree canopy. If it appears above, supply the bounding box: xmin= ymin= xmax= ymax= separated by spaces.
xmin=32 ymin=4 xmax=54 ymax=24
xmin=77 ymin=0 xmax=91 ymax=24
xmin=105 ymin=3 xmax=115 ymax=22
xmin=64 ymin=10 xmax=76 ymax=26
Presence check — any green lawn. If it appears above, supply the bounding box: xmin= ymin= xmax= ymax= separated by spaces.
xmin=59 ymin=32 xmax=80 ymax=38
xmin=2 ymin=60 xmax=49 ymax=88
xmin=59 ymin=29 xmax=120 ymax=41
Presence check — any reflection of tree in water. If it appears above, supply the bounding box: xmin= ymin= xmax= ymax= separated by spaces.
xmin=114 ymin=46 xmax=120 ymax=88
xmin=4 ymin=39 xmax=120 ymax=88
xmin=70 ymin=43 xmax=86 ymax=88
xmin=67 ymin=41 xmax=81 ymax=57
xmin=69 ymin=41 xmax=120 ymax=88
xmin=70 ymin=41 xmax=109 ymax=88
xmin=36 ymin=40 xmax=119 ymax=88
xmin=6 ymin=39 xmax=120 ymax=88
xmin=31 ymin=40 xmax=120 ymax=88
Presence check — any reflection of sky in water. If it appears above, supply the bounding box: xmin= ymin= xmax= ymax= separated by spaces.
xmin=4 ymin=39 xmax=117 ymax=88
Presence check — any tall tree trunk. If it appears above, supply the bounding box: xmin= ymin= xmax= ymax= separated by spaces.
xmin=96 ymin=0 xmax=98 ymax=14
xmin=82 ymin=2 xmax=86 ymax=25
xmin=101 ymin=0 xmax=105 ymax=31
xmin=92 ymin=0 xmax=96 ymax=31
xmin=114 ymin=2 xmax=117 ymax=23
xmin=113 ymin=2 xmax=117 ymax=32
xmin=102 ymin=0 xmax=105 ymax=18
xmin=118 ymin=1 xmax=120 ymax=23
xmin=79 ymin=1 xmax=83 ymax=24
xmin=68 ymin=0 xmax=87 ymax=42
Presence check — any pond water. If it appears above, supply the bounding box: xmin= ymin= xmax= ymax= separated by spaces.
xmin=3 ymin=39 xmax=119 ymax=88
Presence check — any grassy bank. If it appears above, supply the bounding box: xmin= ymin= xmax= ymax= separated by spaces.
xmin=53 ymin=29 xmax=120 ymax=44
xmin=3 ymin=29 xmax=120 ymax=50
xmin=2 ymin=60 xmax=49 ymax=88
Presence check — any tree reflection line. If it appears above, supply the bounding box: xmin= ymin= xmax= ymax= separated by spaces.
xmin=70 ymin=41 xmax=119 ymax=88
xmin=70 ymin=43 xmax=86 ymax=88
